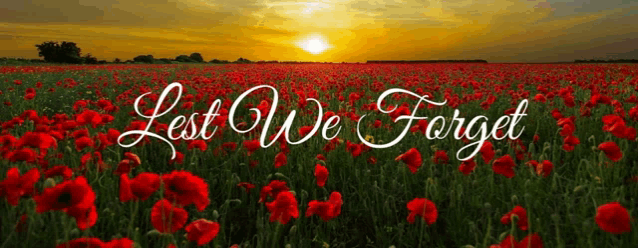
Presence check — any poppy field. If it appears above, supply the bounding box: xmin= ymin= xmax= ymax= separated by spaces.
xmin=1 ymin=63 xmax=637 ymax=248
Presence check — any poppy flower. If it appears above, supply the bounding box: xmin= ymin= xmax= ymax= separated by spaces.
xmin=433 ymin=150 xmax=449 ymax=164
xmin=298 ymin=126 xmax=314 ymax=137
xmin=120 ymin=173 xmax=161 ymax=202
xmin=458 ymin=158 xmax=476 ymax=175
xmin=55 ymin=237 xmax=105 ymax=248
xmin=490 ymin=234 xmax=517 ymax=248
xmin=306 ymin=192 xmax=343 ymax=221
xmin=75 ymin=136 xmax=94 ymax=151
xmin=595 ymin=202 xmax=631 ymax=234
xmin=161 ymin=170 xmax=210 ymax=211
xmin=185 ymin=219 xmax=220 ymax=246
xmin=16 ymin=132 xmax=57 ymax=150
xmin=316 ymin=154 xmax=326 ymax=161
xmin=314 ymin=164 xmax=329 ymax=187
xmin=406 ymin=198 xmax=437 ymax=225
xmin=0 ymin=167 xmax=40 ymax=206
xmin=518 ymin=233 xmax=543 ymax=248
xmin=169 ymin=151 xmax=184 ymax=165
xmin=501 ymin=206 xmax=529 ymax=231
xmin=44 ymin=166 xmax=73 ymax=180
xmin=535 ymin=160 xmax=553 ymax=177
xmin=237 ymin=182 xmax=255 ymax=193
xmin=395 ymin=148 xmax=422 ymax=174
xmin=187 ymin=140 xmax=208 ymax=152
xmin=480 ymin=141 xmax=495 ymax=164
xmin=266 ymin=191 xmax=299 ymax=224
xmin=5 ymin=148 xmax=38 ymax=163
xmin=34 ymin=176 xmax=95 ymax=213
xmin=243 ymin=139 xmax=261 ymax=156
xmin=345 ymin=141 xmax=364 ymax=157
xmin=151 ymin=199 xmax=188 ymax=233
xmin=492 ymin=155 xmax=516 ymax=178
xmin=259 ymin=180 xmax=289 ymax=203
xmin=66 ymin=204 xmax=98 ymax=230
xmin=562 ymin=135 xmax=580 ymax=152
xmin=598 ymin=141 xmax=623 ymax=162
xmin=274 ymin=152 xmax=287 ymax=168
xmin=106 ymin=238 xmax=134 ymax=248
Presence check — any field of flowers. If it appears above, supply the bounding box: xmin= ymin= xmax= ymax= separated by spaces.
xmin=0 ymin=63 xmax=637 ymax=248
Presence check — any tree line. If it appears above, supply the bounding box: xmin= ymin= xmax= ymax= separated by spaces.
xmin=32 ymin=41 xmax=251 ymax=64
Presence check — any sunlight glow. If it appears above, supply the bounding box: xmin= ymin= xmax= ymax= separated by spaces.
xmin=298 ymin=35 xmax=330 ymax=55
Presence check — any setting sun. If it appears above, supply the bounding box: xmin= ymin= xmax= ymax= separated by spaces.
xmin=298 ymin=35 xmax=329 ymax=55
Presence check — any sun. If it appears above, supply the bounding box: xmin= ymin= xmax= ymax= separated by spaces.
xmin=298 ymin=36 xmax=329 ymax=55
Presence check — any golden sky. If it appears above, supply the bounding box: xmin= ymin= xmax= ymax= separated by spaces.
xmin=1 ymin=0 xmax=637 ymax=62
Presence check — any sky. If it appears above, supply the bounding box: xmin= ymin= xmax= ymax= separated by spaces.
xmin=0 ymin=0 xmax=637 ymax=62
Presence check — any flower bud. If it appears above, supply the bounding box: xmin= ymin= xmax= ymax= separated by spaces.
xmin=43 ymin=178 xmax=56 ymax=188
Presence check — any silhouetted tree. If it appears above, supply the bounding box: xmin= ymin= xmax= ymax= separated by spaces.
xmin=83 ymin=53 xmax=98 ymax=64
xmin=235 ymin=57 xmax=252 ymax=63
xmin=35 ymin=41 xmax=82 ymax=63
xmin=133 ymin=55 xmax=154 ymax=63
xmin=114 ymin=58 xmax=121 ymax=63
xmin=175 ymin=55 xmax=194 ymax=62
xmin=189 ymin=53 xmax=204 ymax=63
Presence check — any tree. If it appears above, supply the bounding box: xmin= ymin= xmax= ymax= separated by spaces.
xmin=83 ymin=53 xmax=98 ymax=64
xmin=235 ymin=57 xmax=252 ymax=63
xmin=189 ymin=53 xmax=204 ymax=63
xmin=133 ymin=55 xmax=154 ymax=63
xmin=114 ymin=58 xmax=121 ymax=63
xmin=175 ymin=55 xmax=194 ymax=63
xmin=35 ymin=41 xmax=82 ymax=63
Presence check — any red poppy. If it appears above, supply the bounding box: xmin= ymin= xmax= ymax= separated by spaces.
xmin=185 ymin=219 xmax=220 ymax=246
xmin=266 ymin=191 xmax=299 ymax=224
xmin=458 ymin=158 xmax=476 ymax=175
xmin=598 ymin=141 xmax=623 ymax=162
xmin=298 ymin=126 xmax=314 ymax=137
xmin=491 ymin=234 xmax=517 ymax=248
xmin=535 ymin=160 xmax=553 ymax=177
xmin=44 ymin=165 xmax=73 ymax=180
xmin=314 ymin=164 xmax=329 ymax=187
xmin=161 ymin=170 xmax=210 ymax=211
xmin=345 ymin=141 xmax=364 ymax=157
xmin=169 ymin=151 xmax=184 ymax=165
xmin=562 ymin=135 xmax=580 ymax=152
xmin=501 ymin=205 xmax=529 ymax=231
xmin=595 ymin=202 xmax=631 ymax=234
xmin=16 ymin=132 xmax=57 ymax=150
xmin=306 ymin=192 xmax=342 ymax=221
xmin=55 ymin=237 xmax=105 ymax=248
xmin=187 ymin=140 xmax=207 ymax=152
xmin=433 ymin=150 xmax=449 ymax=164
xmin=395 ymin=148 xmax=422 ymax=174
xmin=106 ymin=238 xmax=134 ymax=248
xmin=34 ymin=176 xmax=95 ymax=213
xmin=75 ymin=136 xmax=94 ymax=151
xmin=259 ymin=180 xmax=289 ymax=203
xmin=518 ymin=233 xmax=543 ymax=248
xmin=316 ymin=154 xmax=326 ymax=161
xmin=5 ymin=148 xmax=38 ymax=163
xmin=151 ymin=199 xmax=188 ymax=233
xmin=407 ymin=198 xmax=437 ymax=224
xmin=120 ymin=173 xmax=161 ymax=202
xmin=492 ymin=155 xmax=516 ymax=178
xmin=274 ymin=152 xmax=287 ymax=168
xmin=243 ymin=139 xmax=261 ymax=156
xmin=237 ymin=182 xmax=255 ymax=193
xmin=0 ymin=167 xmax=40 ymax=206
xmin=66 ymin=204 xmax=98 ymax=230
xmin=480 ymin=141 xmax=495 ymax=164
